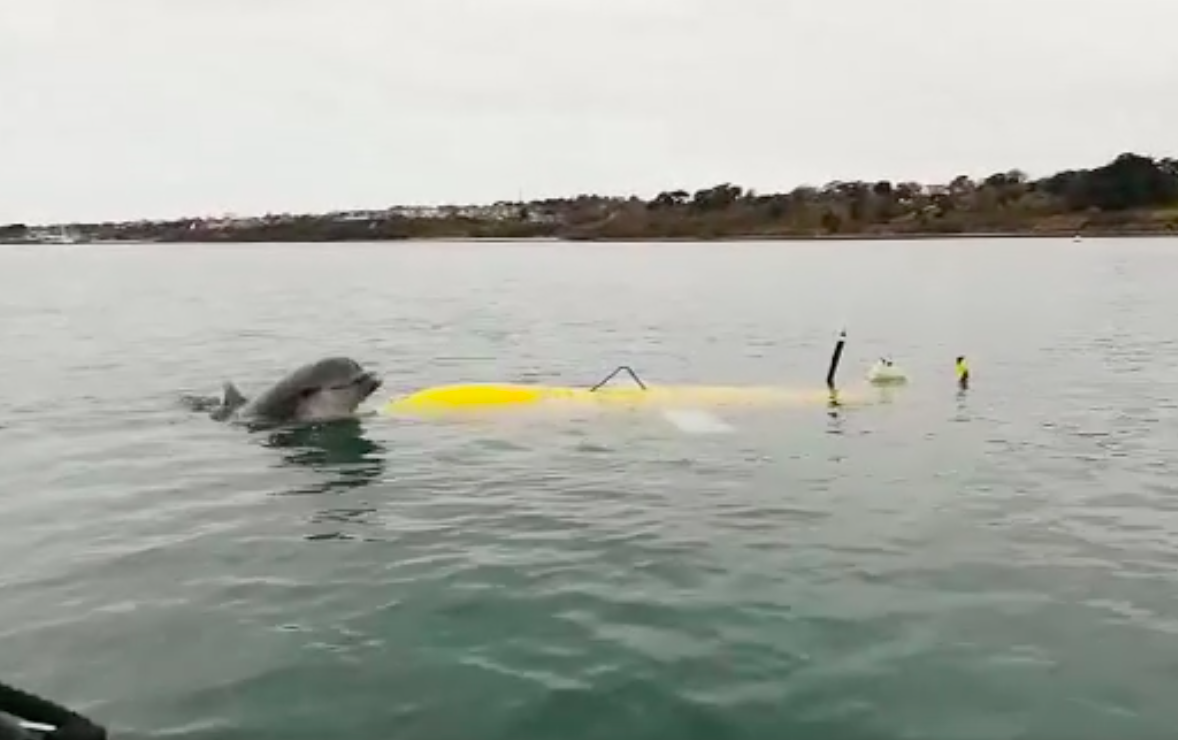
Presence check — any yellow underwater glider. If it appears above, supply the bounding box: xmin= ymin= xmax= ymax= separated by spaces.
xmin=384 ymin=377 xmax=871 ymax=415
xmin=381 ymin=332 xmax=909 ymax=418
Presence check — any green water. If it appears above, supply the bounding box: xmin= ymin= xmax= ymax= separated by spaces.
xmin=3 ymin=238 xmax=1178 ymax=740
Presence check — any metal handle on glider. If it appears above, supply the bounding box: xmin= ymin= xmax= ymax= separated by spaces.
xmin=588 ymin=365 xmax=648 ymax=392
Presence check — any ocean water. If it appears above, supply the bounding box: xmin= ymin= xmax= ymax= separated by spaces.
xmin=3 ymin=238 xmax=1178 ymax=740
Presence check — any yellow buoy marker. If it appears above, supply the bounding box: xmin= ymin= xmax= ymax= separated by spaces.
xmin=955 ymin=355 xmax=970 ymax=390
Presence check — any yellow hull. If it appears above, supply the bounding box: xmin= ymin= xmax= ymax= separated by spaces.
xmin=383 ymin=383 xmax=871 ymax=415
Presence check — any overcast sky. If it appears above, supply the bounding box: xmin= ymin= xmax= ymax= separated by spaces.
xmin=2 ymin=0 xmax=1176 ymax=224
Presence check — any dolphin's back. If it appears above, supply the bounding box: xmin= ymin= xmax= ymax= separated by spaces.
xmin=241 ymin=371 xmax=310 ymax=420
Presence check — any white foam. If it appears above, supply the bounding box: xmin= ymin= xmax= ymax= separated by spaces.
xmin=662 ymin=409 xmax=735 ymax=435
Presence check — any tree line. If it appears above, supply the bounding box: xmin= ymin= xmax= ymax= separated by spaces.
xmin=567 ymin=152 xmax=1178 ymax=239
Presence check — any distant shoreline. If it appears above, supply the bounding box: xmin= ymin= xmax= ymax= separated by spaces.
xmin=4 ymin=151 xmax=1176 ymax=245
xmin=5 ymin=229 xmax=1178 ymax=247
xmin=533 ymin=229 xmax=1176 ymax=243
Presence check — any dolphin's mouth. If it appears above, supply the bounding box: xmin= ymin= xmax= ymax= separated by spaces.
xmin=324 ymin=369 xmax=382 ymax=401
xmin=347 ymin=371 xmax=382 ymax=398
xmin=360 ymin=371 xmax=383 ymax=396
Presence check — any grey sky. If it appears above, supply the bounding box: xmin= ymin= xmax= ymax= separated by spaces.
xmin=2 ymin=0 xmax=1175 ymax=224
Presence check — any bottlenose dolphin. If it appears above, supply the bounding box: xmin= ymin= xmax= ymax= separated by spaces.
xmin=194 ymin=357 xmax=383 ymax=427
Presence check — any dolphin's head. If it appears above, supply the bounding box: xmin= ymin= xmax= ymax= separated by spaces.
xmin=203 ymin=357 xmax=384 ymax=427
xmin=288 ymin=357 xmax=383 ymax=422
xmin=233 ymin=357 xmax=382 ymax=426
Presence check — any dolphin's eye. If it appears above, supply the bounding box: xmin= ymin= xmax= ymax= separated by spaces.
xmin=298 ymin=388 xmax=318 ymax=399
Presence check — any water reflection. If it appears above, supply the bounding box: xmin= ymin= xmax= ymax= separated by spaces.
xmin=873 ymin=385 xmax=901 ymax=405
xmin=257 ymin=418 xmax=388 ymax=541
xmin=953 ymin=386 xmax=972 ymax=423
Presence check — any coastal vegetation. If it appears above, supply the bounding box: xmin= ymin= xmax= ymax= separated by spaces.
xmin=7 ymin=152 xmax=1178 ymax=244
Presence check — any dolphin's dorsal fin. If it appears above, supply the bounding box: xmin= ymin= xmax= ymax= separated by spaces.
xmin=210 ymin=381 xmax=249 ymax=422
xmin=222 ymin=382 xmax=247 ymax=410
